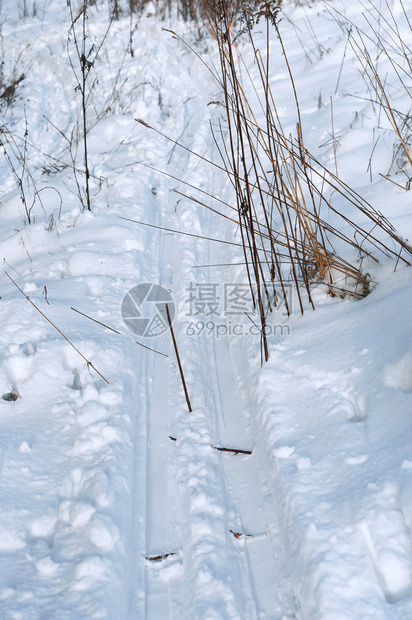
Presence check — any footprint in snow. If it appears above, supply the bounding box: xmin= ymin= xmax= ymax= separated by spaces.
xmin=1 ymin=389 xmax=19 ymax=401
xmin=359 ymin=482 xmax=412 ymax=604
xmin=384 ymin=353 xmax=412 ymax=393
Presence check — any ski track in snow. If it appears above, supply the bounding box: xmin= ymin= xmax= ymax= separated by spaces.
xmin=1 ymin=0 xmax=412 ymax=618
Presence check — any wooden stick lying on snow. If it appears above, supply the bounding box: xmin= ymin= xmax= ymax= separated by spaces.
xmin=165 ymin=303 xmax=192 ymax=413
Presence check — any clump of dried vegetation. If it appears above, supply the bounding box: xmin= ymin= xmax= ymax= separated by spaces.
xmin=162 ymin=0 xmax=412 ymax=360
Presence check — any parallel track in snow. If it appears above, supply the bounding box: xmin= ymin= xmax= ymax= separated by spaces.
xmin=122 ymin=36 xmax=300 ymax=614
xmin=129 ymin=147 xmax=298 ymax=616
xmin=142 ymin=231 xmax=184 ymax=619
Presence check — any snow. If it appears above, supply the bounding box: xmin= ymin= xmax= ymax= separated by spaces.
xmin=0 ymin=0 xmax=412 ymax=617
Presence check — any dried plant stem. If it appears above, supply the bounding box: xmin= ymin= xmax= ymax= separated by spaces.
xmin=67 ymin=0 xmax=114 ymax=211
xmin=71 ymin=306 xmax=121 ymax=334
xmin=118 ymin=215 xmax=264 ymax=250
xmin=165 ymin=303 xmax=192 ymax=413
xmin=350 ymin=37 xmax=412 ymax=170
xmin=71 ymin=306 xmax=168 ymax=357
xmin=6 ymin=272 xmax=109 ymax=384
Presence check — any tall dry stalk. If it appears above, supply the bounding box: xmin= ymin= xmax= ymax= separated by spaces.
xmin=67 ymin=0 xmax=114 ymax=210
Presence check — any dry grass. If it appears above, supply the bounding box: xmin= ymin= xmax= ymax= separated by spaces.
xmin=193 ymin=0 xmax=412 ymax=360
xmin=341 ymin=0 xmax=412 ymax=187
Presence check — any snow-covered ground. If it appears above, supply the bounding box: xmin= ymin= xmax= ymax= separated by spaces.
xmin=1 ymin=0 xmax=412 ymax=617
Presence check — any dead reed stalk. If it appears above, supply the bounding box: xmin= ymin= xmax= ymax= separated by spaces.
xmin=67 ymin=0 xmax=114 ymax=210
xmin=166 ymin=303 xmax=192 ymax=413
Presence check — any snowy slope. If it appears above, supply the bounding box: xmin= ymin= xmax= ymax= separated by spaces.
xmin=0 ymin=0 xmax=412 ymax=618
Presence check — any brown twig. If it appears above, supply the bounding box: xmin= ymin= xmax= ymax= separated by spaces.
xmin=146 ymin=552 xmax=178 ymax=561
xmin=6 ymin=272 xmax=109 ymax=384
xmin=165 ymin=303 xmax=192 ymax=413
xmin=71 ymin=306 xmax=168 ymax=357
xmin=214 ymin=446 xmax=252 ymax=455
